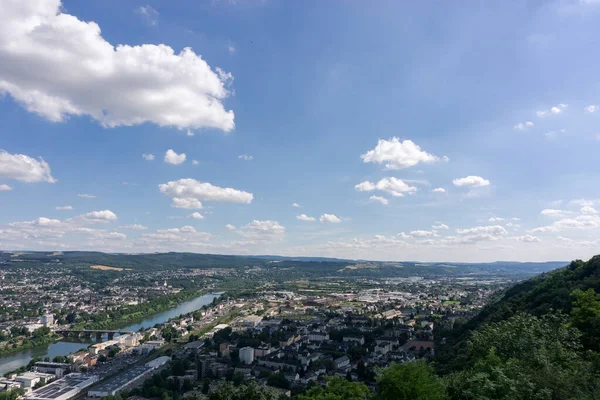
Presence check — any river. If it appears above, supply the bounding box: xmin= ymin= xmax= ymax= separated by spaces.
xmin=0 ymin=292 xmax=220 ymax=375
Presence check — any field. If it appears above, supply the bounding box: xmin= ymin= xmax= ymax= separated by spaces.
xmin=90 ymin=265 xmax=131 ymax=271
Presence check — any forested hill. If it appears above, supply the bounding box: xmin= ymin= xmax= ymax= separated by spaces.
xmin=464 ymin=254 xmax=600 ymax=330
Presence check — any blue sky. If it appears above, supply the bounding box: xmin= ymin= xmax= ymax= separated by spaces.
xmin=1 ymin=0 xmax=600 ymax=262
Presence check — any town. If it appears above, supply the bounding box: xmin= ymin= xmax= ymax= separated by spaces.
xmin=0 ymin=258 xmax=505 ymax=400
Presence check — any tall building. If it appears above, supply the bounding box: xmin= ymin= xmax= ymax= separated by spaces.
xmin=41 ymin=313 xmax=54 ymax=327
xmin=239 ymin=347 xmax=254 ymax=365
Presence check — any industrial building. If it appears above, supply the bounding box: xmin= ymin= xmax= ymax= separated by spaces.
xmin=32 ymin=362 xmax=70 ymax=378
xmin=23 ymin=373 xmax=99 ymax=400
xmin=87 ymin=357 xmax=170 ymax=398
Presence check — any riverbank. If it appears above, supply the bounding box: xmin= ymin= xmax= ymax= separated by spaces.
xmin=77 ymin=289 xmax=210 ymax=331
xmin=0 ymin=334 xmax=59 ymax=357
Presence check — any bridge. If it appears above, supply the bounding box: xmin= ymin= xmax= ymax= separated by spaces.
xmin=54 ymin=329 xmax=135 ymax=340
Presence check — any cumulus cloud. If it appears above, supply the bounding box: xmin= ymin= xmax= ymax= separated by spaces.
xmin=581 ymin=206 xmax=598 ymax=215
xmin=584 ymin=105 xmax=599 ymax=113
xmin=164 ymin=149 xmax=186 ymax=165
xmin=530 ymin=214 xmax=600 ymax=233
xmin=297 ymin=214 xmax=316 ymax=222
xmin=159 ymin=178 xmax=253 ymax=209
xmin=0 ymin=0 xmax=234 ymax=131
xmin=410 ymin=230 xmax=436 ymax=237
xmin=78 ymin=194 xmax=96 ymax=199
xmin=192 ymin=160 xmax=199 ymax=165
xmin=120 ymin=224 xmax=148 ymax=230
xmin=361 ymin=137 xmax=444 ymax=170
xmin=511 ymin=235 xmax=541 ymax=243
xmin=431 ymin=187 xmax=446 ymax=193
xmin=189 ymin=212 xmax=204 ymax=219
xmin=0 ymin=184 xmax=13 ymax=191
xmin=369 ymin=195 xmax=389 ymax=205
xmin=0 ymin=150 xmax=56 ymax=183
xmin=513 ymin=121 xmax=534 ymax=131
xmin=238 ymin=220 xmax=285 ymax=241
xmin=456 ymin=225 xmax=508 ymax=236
xmin=56 ymin=205 xmax=73 ymax=210
xmin=453 ymin=176 xmax=490 ymax=188
xmin=81 ymin=210 xmax=117 ymax=222
xmin=238 ymin=154 xmax=253 ymax=161
xmin=320 ymin=214 xmax=341 ymax=223
xmin=397 ymin=232 xmax=412 ymax=239
xmin=433 ymin=223 xmax=449 ymax=230
xmin=355 ymin=177 xmax=417 ymax=197
xmin=541 ymin=208 xmax=570 ymax=217
xmin=488 ymin=217 xmax=505 ymax=222
xmin=225 ymin=224 xmax=236 ymax=231
xmin=142 ymin=153 xmax=155 ymax=161
xmin=536 ymin=103 xmax=567 ymax=117
xmin=292 ymin=203 xmax=301 ymax=208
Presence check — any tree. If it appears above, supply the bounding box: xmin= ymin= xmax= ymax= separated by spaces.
xmin=208 ymin=381 xmax=281 ymax=400
xmin=376 ymin=362 xmax=445 ymax=400
xmin=299 ymin=376 xmax=372 ymax=400
xmin=570 ymin=288 xmax=600 ymax=351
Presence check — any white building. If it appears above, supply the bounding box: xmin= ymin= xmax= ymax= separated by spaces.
xmin=40 ymin=313 xmax=54 ymax=327
xmin=239 ymin=347 xmax=254 ymax=365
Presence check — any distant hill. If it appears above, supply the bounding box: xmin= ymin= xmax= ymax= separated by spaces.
xmin=0 ymin=250 xmax=567 ymax=278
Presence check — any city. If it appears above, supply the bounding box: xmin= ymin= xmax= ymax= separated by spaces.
xmin=2 ymin=0 xmax=600 ymax=399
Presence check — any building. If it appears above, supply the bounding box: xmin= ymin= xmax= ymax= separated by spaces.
xmin=145 ymin=356 xmax=170 ymax=369
xmin=239 ymin=346 xmax=254 ymax=365
xmin=254 ymin=343 xmax=272 ymax=358
xmin=333 ymin=356 xmax=350 ymax=370
xmin=40 ymin=313 xmax=54 ymax=327
xmin=33 ymin=362 xmax=70 ymax=378
xmin=308 ymin=330 xmax=329 ymax=342
xmin=236 ymin=315 xmax=262 ymax=328
xmin=14 ymin=372 xmax=54 ymax=388
xmin=343 ymin=335 xmax=365 ymax=345
xmin=24 ymin=374 xmax=98 ymax=400
xmin=88 ymin=366 xmax=153 ymax=397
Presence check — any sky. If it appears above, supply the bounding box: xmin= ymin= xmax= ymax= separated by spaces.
xmin=1 ymin=0 xmax=600 ymax=262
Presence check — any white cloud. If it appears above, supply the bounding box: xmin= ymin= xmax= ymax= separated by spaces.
xmin=431 ymin=187 xmax=446 ymax=193
xmin=189 ymin=212 xmax=204 ymax=220
xmin=292 ymin=203 xmax=301 ymax=208
xmin=81 ymin=210 xmax=117 ymax=222
xmin=0 ymin=0 xmax=234 ymax=131
xmin=164 ymin=149 xmax=186 ymax=165
xmin=159 ymin=178 xmax=253 ymax=209
xmin=355 ymin=177 xmax=417 ymax=197
xmin=369 ymin=195 xmax=388 ymax=205
xmin=319 ymin=214 xmax=341 ymax=223
xmin=238 ymin=220 xmax=285 ymax=241
xmin=410 ymin=230 xmax=436 ymax=237
xmin=120 ymin=224 xmax=147 ymax=230
xmin=56 ymin=205 xmax=73 ymax=210
xmin=511 ymin=235 xmax=541 ymax=243
xmin=513 ymin=121 xmax=534 ymax=131
xmin=142 ymin=153 xmax=155 ymax=161
xmin=238 ymin=154 xmax=253 ymax=161
xmin=541 ymin=208 xmax=570 ymax=217
xmin=361 ymin=137 xmax=444 ymax=170
xmin=397 ymin=232 xmax=412 ymax=239
xmin=0 ymin=151 xmax=56 ymax=183
xmin=225 ymin=224 xmax=236 ymax=231
xmin=228 ymin=45 xmax=236 ymax=54
xmin=456 ymin=225 xmax=508 ymax=236
xmin=192 ymin=160 xmax=199 ymax=165
xmin=488 ymin=217 xmax=505 ymax=222
xmin=0 ymin=184 xmax=13 ymax=191
xmin=432 ymin=223 xmax=449 ymax=230
xmin=530 ymin=214 xmax=600 ymax=233
xmin=297 ymin=214 xmax=316 ymax=222
xmin=584 ymin=105 xmax=599 ymax=113
xmin=135 ymin=4 xmax=159 ymax=25
xmin=78 ymin=193 xmax=96 ymax=199
xmin=581 ymin=206 xmax=598 ymax=215
xmin=453 ymin=176 xmax=490 ymax=188
xmin=536 ymin=103 xmax=567 ymax=117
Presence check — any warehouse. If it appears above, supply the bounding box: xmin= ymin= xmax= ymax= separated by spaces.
xmin=24 ymin=373 xmax=98 ymax=400
xmin=87 ymin=366 xmax=154 ymax=398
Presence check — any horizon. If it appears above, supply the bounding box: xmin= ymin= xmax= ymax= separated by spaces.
xmin=2 ymin=0 xmax=600 ymax=262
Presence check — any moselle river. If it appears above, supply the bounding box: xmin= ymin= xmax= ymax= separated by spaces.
xmin=0 ymin=292 xmax=220 ymax=375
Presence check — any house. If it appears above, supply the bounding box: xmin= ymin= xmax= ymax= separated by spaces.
xmin=333 ymin=356 xmax=350 ymax=370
